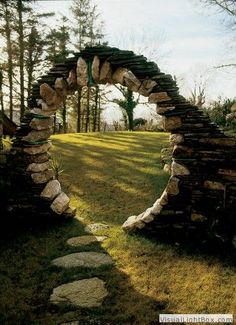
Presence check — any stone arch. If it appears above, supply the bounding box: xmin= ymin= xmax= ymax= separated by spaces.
xmin=11 ymin=46 xmax=236 ymax=242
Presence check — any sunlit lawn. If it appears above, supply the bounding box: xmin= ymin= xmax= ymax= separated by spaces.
xmin=1 ymin=131 xmax=236 ymax=324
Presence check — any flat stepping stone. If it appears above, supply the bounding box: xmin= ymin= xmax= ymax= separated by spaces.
xmin=85 ymin=223 xmax=110 ymax=234
xmin=50 ymin=277 xmax=108 ymax=308
xmin=52 ymin=252 xmax=113 ymax=268
xmin=67 ymin=235 xmax=107 ymax=246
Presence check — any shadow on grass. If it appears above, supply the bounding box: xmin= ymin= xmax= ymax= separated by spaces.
xmin=0 ymin=215 xmax=168 ymax=325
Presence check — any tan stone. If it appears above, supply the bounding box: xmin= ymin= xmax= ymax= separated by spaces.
xmin=63 ymin=206 xmax=76 ymax=218
xmin=85 ymin=223 xmax=110 ymax=234
xmin=123 ymin=70 xmax=141 ymax=92
xmin=52 ymin=252 xmax=113 ymax=268
xmin=112 ymin=67 xmax=128 ymax=85
xmin=173 ymin=145 xmax=193 ymax=156
xmin=29 ymin=117 xmax=53 ymax=131
xmin=166 ymin=176 xmax=180 ymax=195
xmin=40 ymin=179 xmax=61 ymax=201
xmin=50 ymin=192 xmax=70 ymax=214
xmin=76 ymin=57 xmax=88 ymax=86
xmin=151 ymin=200 xmax=162 ymax=215
xmin=27 ymin=161 xmax=51 ymax=173
xmin=23 ymin=142 xmax=52 ymax=155
xmin=138 ymin=79 xmax=157 ymax=96
xmin=161 ymin=116 xmax=182 ymax=131
xmin=170 ymin=134 xmax=184 ymax=145
xmin=50 ymin=277 xmax=108 ymax=308
xmin=40 ymin=83 xmax=62 ymax=107
xmin=55 ymin=77 xmax=68 ymax=98
xmin=30 ymin=108 xmax=56 ymax=117
xmin=226 ymin=112 xmax=236 ymax=122
xmin=31 ymin=169 xmax=53 ymax=184
xmin=163 ymin=163 xmax=171 ymax=173
xmin=156 ymin=106 xmax=175 ymax=114
xmin=92 ymin=55 xmax=100 ymax=83
xmin=148 ymin=92 xmax=171 ymax=103
xmin=22 ymin=129 xmax=52 ymax=143
xmin=122 ymin=215 xmax=145 ymax=232
xmin=171 ymin=162 xmax=190 ymax=176
xmin=67 ymin=69 xmax=77 ymax=89
xmin=191 ymin=213 xmax=207 ymax=222
xmin=203 ymin=181 xmax=225 ymax=191
xmin=159 ymin=190 xmax=169 ymax=205
xmin=99 ymin=61 xmax=112 ymax=84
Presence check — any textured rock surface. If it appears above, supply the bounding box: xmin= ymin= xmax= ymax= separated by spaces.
xmin=77 ymin=57 xmax=88 ymax=86
xmin=149 ymin=92 xmax=171 ymax=103
xmin=27 ymin=161 xmax=51 ymax=173
xmin=31 ymin=170 xmax=53 ymax=184
xmin=40 ymin=179 xmax=61 ymax=201
xmin=50 ymin=192 xmax=70 ymax=214
xmin=23 ymin=142 xmax=52 ymax=155
xmin=29 ymin=117 xmax=53 ymax=131
xmin=85 ymin=223 xmax=110 ymax=234
xmin=67 ymin=235 xmax=107 ymax=246
xmin=22 ymin=129 xmax=52 ymax=143
xmin=50 ymin=277 xmax=108 ymax=307
xmin=52 ymin=252 xmax=113 ymax=268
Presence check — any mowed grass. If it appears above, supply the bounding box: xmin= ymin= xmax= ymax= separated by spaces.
xmin=1 ymin=131 xmax=236 ymax=324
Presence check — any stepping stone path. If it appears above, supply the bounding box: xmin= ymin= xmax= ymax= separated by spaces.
xmin=52 ymin=252 xmax=113 ymax=268
xmin=50 ymin=277 xmax=108 ymax=308
xmin=85 ymin=223 xmax=110 ymax=234
xmin=67 ymin=235 xmax=107 ymax=246
xmin=50 ymin=223 xmax=112 ymax=309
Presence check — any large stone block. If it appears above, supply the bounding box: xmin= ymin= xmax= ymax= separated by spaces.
xmin=67 ymin=69 xmax=77 ymax=89
xmin=27 ymin=161 xmax=51 ymax=173
xmin=156 ymin=106 xmax=175 ymax=114
xmin=22 ymin=129 xmax=52 ymax=143
xmin=31 ymin=169 xmax=53 ymax=184
xmin=99 ymin=61 xmax=112 ymax=84
xmin=40 ymin=83 xmax=62 ymax=107
xmin=55 ymin=77 xmax=68 ymax=98
xmin=161 ymin=116 xmax=182 ymax=131
xmin=166 ymin=176 xmax=180 ymax=195
xmin=23 ymin=142 xmax=52 ymax=155
xmin=29 ymin=117 xmax=53 ymax=131
xmin=170 ymin=134 xmax=184 ymax=145
xmin=112 ymin=67 xmax=128 ymax=85
xmin=92 ymin=55 xmax=100 ymax=83
xmin=171 ymin=162 xmax=190 ymax=176
xmin=50 ymin=191 xmax=70 ymax=214
xmin=122 ymin=215 xmax=145 ymax=232
xmin=138 ymin=79 xmax=157 ymax=96
xmin=123 ymin=70 xmax=141 ymax=92
xmin=77 ymin=57 xmax=88 ymax=86
xmin=40 ymin=179 xmax=61 ymax=201
xmin=148 ymin=92 xmax=171 ymax=103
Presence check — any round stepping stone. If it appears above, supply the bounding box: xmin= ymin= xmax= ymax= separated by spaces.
xmin=52 ymin=252 xmax=113 ymax=268
xmin=84 ymin=223 xmax=109 ymax=234
xmin=67 ymin=235 xmax=107 ymax=246
xmin=50 ymin=277 xmax=108 ymax=307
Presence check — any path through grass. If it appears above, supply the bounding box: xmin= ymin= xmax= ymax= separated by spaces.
xmin=1 ymin=132 xmax=236 ymax=324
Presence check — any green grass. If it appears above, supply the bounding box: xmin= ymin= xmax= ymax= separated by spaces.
xmin=1 ymin=131 xmax=236 ymax=324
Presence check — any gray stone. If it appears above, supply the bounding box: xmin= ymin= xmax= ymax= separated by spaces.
xmin=161 ymin=116 xmax=182 ymax=131
xmin=112 ymin=67 xmax=128 ymax=85
xmin=138 ymin=79 xmax=157 ymax=96
xmin=171 ymin=162 xmax=190 ymax=176
xmin=40 ymin=83 xmax=62 ymax=107
xmin=40 ymin=179 xmax=61 ymax=201
xmin=99 ymin=61 xmax=112 ymax=84
xmin=27 ymin=161 xmax=51 ymax=173
xmin=156 ymin=106 xmax=175 ymax=114
xmin=169 ymin=133 xmax=184 ymax=145
xmin=31 ymin=169 xmax=53 ymax=184
xmin=67 ymin=235 xmax=107 ymax=247
xmin=50 ymin=277 xmax=108 ymax=308
xmin=22 ymin=129 xmax=52 ymax=143
xmin=166 ymin=176 xmax=180 ymax=195
xmin=52 ymin=252 xmax=113 ymax=268
xmin=50 ymin=192 xmax=70 ymax=214
xmin=77 ymin=57 xmax=88 ymax=86
xmin=29 ymin=117 xmax=53 ymax=131
xmin=85 ymin=223 xmax=110 ymax=234
xmin=123 ymin=70 xmax=141 ymax=92
xmin=23 ymin=142 xmax=52 ymax=155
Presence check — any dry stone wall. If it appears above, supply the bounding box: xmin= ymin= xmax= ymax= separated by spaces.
xmin=9 ymin=46 xmax=236 ymax=244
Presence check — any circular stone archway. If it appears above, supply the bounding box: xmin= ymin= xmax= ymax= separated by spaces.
xmin=10 ymin=46 xmax=236 ymax=243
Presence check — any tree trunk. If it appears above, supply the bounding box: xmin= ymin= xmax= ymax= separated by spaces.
xmin=77 ymin=88 xmax=81 ymax=132
xmin=4 ymin=5 xmax=13 ymax=120
xmin=93 ymin=85 xmax=99 ymax=132
xmin=127 ymin=90 xmax=134 ymax=131
xmin=85 ymin=87 xmax=90 ymax=133
xmin=17 ymin=0 xmax=25 ymax=119
xmin=62 ymin=102 xmax=67 ymax=133
xmin=97 ymin=94 xmax=101 ymax=132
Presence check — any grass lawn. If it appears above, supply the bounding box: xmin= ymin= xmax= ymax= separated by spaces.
xmin=1 ymin=131 xmax=236 ymax=324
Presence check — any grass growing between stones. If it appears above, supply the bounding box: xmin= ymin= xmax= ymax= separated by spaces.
xmin=1 ymin=131 xmax=236 ymax=324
